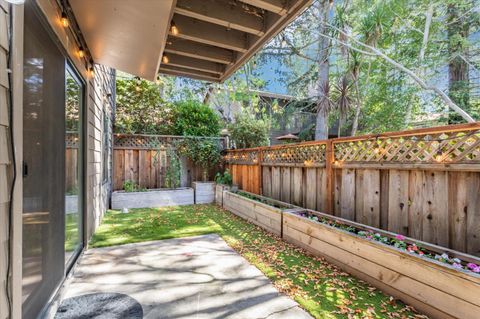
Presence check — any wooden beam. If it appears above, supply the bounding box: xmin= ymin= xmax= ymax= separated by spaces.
xmin=175 ymin=0 xmax=266 ymax=35
xmin=238 ymin=0 xmax=289 ymax=15
xmin=163 ymin=53 xmax=225 ymax=75
xmin=164 ymin=39 xmax=235 ymax=65
xmin=159 ymin=64 xmax=221 ymax=82
xmin=170 ymin=14 xmax=255 ymax=52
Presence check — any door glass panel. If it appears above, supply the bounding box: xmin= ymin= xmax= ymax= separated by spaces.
xmin=23 ymin=3 xmax=65 ymax=318
xmin=65 ymin=69 xmax=83 ymax=265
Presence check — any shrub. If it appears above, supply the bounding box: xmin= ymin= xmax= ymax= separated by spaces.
xmin=172 ymin=100 xmax=221 ymax=136
xmin=176 ymin=138 xmax=221 ymax=169
xmin=229 ymin=113 xmax=270 ymax=148
xmin=215 ymin=169 xmax=233 ymax=186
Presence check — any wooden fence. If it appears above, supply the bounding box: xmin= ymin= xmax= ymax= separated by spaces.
xmin=112 ymin=134 xmax=226 ymax=190
xmin=225 ymin=122 xmax=480 ymax=256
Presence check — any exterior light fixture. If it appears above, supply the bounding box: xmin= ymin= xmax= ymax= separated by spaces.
xmin=162 ymin=55 xmax=169 ymax=64
xmin=78 ymin=46 xmax=85 ymax=58
xmin=61 ymin=12 xmax=69 ymax=28
xmin=170 ymin=21 xmax=179 ymax=36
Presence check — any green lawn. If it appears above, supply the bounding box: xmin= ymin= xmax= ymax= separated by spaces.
xmin=90 ymin=205 xmax=425 ymax=319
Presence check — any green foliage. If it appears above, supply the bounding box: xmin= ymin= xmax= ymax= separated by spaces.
xmin=171 ymin=100 xmax=221 ymax=136
xmin=123 ymin=180 xmax=146 ymax=192
xmin=116 ymin=77 xmax=174 ymax=134
xmin=215 ymin=169 xmax=233 ymax=186
xmin=176 ymin=138 xmax=221 ymax=169
xmin=165 ymin=147 xmax=181 ymax=189
xmin=229 ymin=113 xmax=270 ymax=148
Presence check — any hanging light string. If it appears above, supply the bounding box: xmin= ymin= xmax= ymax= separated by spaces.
xmin=56 ymin=0 xmax=95 ymax=75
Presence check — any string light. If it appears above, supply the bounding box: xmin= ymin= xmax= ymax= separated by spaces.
xmin=78 ymin=46 xmax=85 ymax=58
xmin=170 ymin=21 xmax=179 ymax=36
xmin=281 ymin=36 xmax=287 ymax=47
xmin=89 ymin=66 xmax=95 ymax=77
xmin=162 ymin=55 xmax=169 ymax=64
xmin=435 ymin=149 xmax=443 ymax=162
xmin=61 ymin=12 xmax=69 ymax=27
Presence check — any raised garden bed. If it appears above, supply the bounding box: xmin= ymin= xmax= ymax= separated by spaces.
xmin=111 ymin=188 xmax=194 ymax=209
xmin=192 ymin=182 xmax=215 ymax=204
xmin=214 ymin=184 xmax=230 ymax=206
xmin=223 ymin=190 xmax=299 ymax=236
xmin=282 ymin=209 xmax=480 ymax=319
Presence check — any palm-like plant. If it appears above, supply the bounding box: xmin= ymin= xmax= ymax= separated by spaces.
xmin=333 ymin=76 xmax=354 ymax=136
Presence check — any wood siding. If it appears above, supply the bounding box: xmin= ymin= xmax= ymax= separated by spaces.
xmin=86 ymin=64 xmax=115 ymax=239
xmin=0 ymin=2 xmax=10 ymax=318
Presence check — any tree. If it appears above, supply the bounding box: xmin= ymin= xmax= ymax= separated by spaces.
xmin=229 ymin=113 xmax=270 ymax=148
xmin=115 ymin=77 xmax=174 ymax=134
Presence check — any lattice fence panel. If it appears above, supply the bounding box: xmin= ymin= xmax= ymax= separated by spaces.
xmin=224 ymin=149 xmax=260 ymax=165
xmin=114 ymin=134 xmax=226 ymax=150
xmin=66 ymin=132 xmax=79 ymax=148
xmin=334 ymin=130 xmax=480 ymax=164
xmin=262 ymin=143 xmax=326 ymax=165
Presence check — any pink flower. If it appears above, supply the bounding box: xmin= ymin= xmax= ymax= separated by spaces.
xmin=418 ymin=251 xmax=424 ymax=256
xmin=395 ymin=234 xmax=405 ymax=241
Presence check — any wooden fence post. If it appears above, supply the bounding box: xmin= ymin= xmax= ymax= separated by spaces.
xmin=325 ymin=140 xmax=335 ymax=214
xmin=258 ymin=148 xmax=263 ymax=195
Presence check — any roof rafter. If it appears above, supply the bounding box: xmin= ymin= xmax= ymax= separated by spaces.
xmin=170 ymin=14 xmax=256 ymax=52
xmin=159 ymin=64 xmax=220 ymax=81
xmin=165 ymin=53 xmax=226 ymax=75
xmin=164 ymin=39 xmax=235 ymax=65
xmin=238 ymin=0 xmax=289 ymax=15
xmin=175 ymin=0 xmax=268 ymax=36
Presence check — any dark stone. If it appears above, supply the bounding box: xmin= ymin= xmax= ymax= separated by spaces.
xmin=55 ymin=293 xmax=143 ymax=319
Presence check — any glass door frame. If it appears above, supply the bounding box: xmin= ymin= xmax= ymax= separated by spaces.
xmin=64 ymin=61 xmax=86 ymax=273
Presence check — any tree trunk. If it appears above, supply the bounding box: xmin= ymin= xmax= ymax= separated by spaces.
xmin=314 ymin=0 xmax=333 ymax=140
xmin=447 ymin=3 xmax=470 ymax=124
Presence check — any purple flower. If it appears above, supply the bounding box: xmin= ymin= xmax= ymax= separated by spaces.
xmin=395 ymin=234 xmax=405 ymax=241
xmin=473 ymin=267 xmax=480 ymax=273
xmin=467 ymin=263 xmax=478 ymax=270
xmin=452 ymin=263 xmax=463 ymax=269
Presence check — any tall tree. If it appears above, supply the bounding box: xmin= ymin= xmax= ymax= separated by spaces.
xmin=314 ymin=0 xmax=335 ymax=140
xmin=447 ymin=1 xmax=472 ymax=123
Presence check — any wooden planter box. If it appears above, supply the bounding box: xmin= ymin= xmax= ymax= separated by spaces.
xmin=282 ymin=210 xmax=480 ymax=319
xmin=111 ymin=188 xmax=194 ymax=209
xmin=223 ymin=191 xmax=299 ymax=236
xmin=192 ymin=182 xmax=215 ymax=204
xmin=214 ymin=184 xmax=230 ymax=206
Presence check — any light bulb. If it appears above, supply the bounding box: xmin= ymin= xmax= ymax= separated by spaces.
xmin=78 ymin=47 xmax=85 ymax=58
xmin=61 ymin=12 xmax=69 ymax=28
xmin=162 ymin=55 xmax=169 ymax=64
xmin=170 ymin=21 xmax=179 ymax=36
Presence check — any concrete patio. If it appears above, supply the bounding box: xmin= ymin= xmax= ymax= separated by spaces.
xmin=55 ymin=234 xmax=312 ymax=319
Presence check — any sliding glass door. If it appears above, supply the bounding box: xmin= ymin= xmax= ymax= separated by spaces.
xmin=23 ymin=2 xmax=85 ymax=318
xmin=65 ymin=67 xmax=84 ymax=267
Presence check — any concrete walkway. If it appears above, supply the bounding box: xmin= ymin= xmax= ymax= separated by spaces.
xmin=60 ymin=234 xmax=313 ymax=319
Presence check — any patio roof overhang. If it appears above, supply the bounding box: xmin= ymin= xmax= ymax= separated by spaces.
xmin=69 ymin=0 xmax=312 ymax=82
